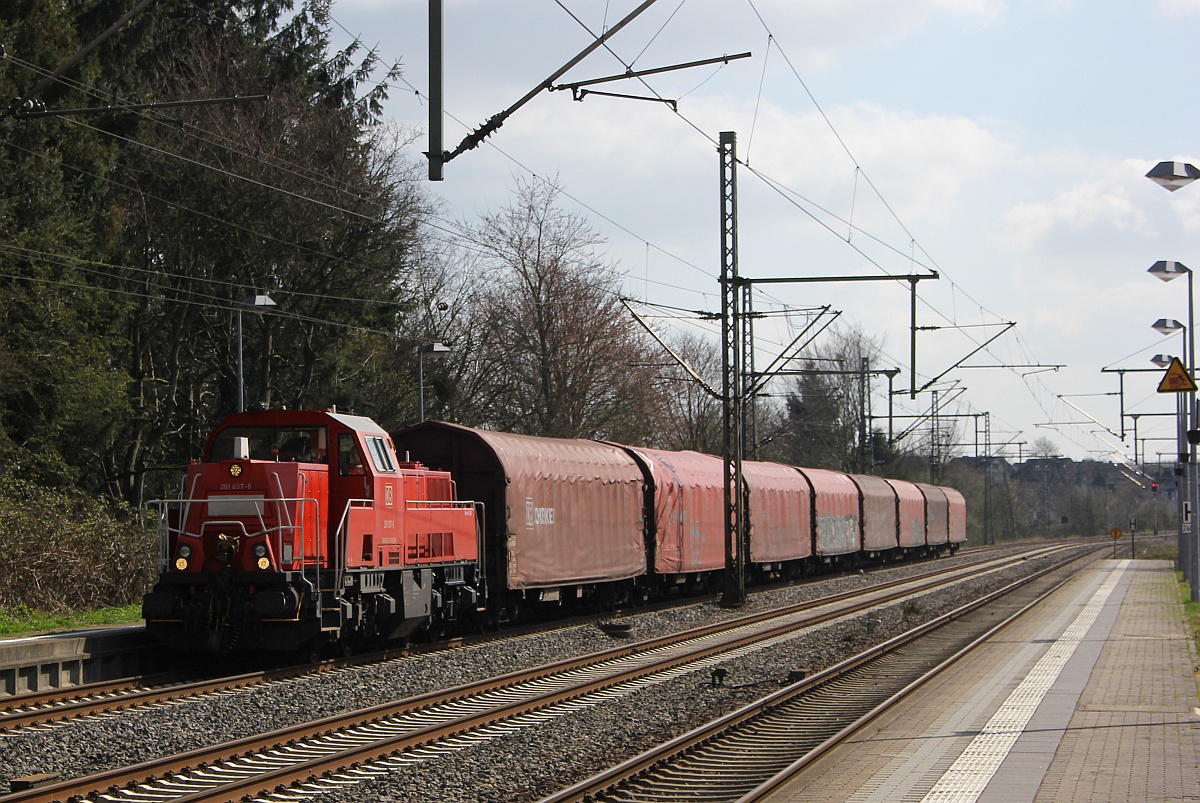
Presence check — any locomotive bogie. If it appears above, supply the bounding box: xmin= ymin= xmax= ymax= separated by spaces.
xmin=144 ymin=569 xmax=320 ymax=653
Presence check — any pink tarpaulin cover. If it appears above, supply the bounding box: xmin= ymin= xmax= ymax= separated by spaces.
xmin=742 ymin=461 xmax=812 ymax=562
xmin=798 ymin=467 xmax=862 ymax=556
xmin=885 ymin=478 xmax=927 ymax=548
xmin=850 ymin=474 xmax=899 ymax=552
xmin=623 ymin=447 xmax=726 ymax=574
xmin=917 ymin=482 xmax=950 ymax=545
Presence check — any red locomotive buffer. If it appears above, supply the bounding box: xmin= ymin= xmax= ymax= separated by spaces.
xmin=141 ymin=409 xmax=482 ymax=654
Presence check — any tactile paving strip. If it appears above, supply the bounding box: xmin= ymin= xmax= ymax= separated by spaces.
xmin=917 ymin=561 xmax=1128 ymax=803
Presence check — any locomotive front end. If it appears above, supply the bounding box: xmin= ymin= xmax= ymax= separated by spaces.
xmin=142 ymin=433 xmax=329 ymax=652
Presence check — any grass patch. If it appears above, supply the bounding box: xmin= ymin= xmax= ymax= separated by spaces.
xmin=1136 ymin=541 xmax=1178 ymax=561
xmin=0 ymin=603 xmax=143 ymax=637
xmin=1175 ymin=571 xmax=1200 ymax=662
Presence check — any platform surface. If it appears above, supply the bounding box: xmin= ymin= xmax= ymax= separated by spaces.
xmin=764 ymin=558 xmax=1200 ymax=803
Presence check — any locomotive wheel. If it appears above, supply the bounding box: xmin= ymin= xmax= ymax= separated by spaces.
xmin=296 ymin=638 xmax=322 ymax=665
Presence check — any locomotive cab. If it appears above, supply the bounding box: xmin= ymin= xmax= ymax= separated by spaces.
xmin=142 ymin=409 xmax=481 ymax=654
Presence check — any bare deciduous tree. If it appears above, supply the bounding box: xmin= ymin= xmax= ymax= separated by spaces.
xmin=652 ymin=331 xmax=723 ymax=454
xmin=451 ymin=177 xmax=665 ymax=442
xmin=1029 ymin=436 xmax=1060 ymax=459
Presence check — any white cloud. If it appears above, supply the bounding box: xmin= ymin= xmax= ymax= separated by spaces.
xmin=744 ymin=0 xmax=1008 ymax=68
xmin=1156 ymin=0 xmax=1200 ymax=16
xmin=995 ymin=160 xmax=1150 ymax=252
xmin=1022 ymin=275 xmax=1156 ymax=338
xmin=704 ymin=99 xmax=1012 ymax=230
xmin=816 ymin=103 xmax=1012 ymax=222
xmin=492 ymin=94 xmax=1016 ymax=269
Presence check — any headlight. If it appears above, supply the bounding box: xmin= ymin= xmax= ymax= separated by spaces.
xmin=256 ymin=557 xmax=271 ymax=570
xmin=253 ymin=543 xmax=268 ymax=558
xmin=178 ymin=544 xmax=192 ymax=559
xmin=175 ymin=557 xmax=189 ymax=571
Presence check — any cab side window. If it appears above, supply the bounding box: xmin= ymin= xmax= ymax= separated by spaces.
xmin=365 ymin=436 xmax=397 ymax=472
xmin=338 ymin=433 xmax=366 ymax=476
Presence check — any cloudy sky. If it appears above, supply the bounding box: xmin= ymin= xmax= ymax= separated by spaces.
xmin=327 ymin=0 xmax=1200 ymax=465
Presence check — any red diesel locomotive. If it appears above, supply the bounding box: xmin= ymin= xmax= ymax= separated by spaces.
xmin=141 ymin=408 xmax=481 ymax=653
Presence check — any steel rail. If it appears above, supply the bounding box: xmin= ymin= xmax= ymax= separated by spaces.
xmin=0 ymin=653 xmax=418 ymax=734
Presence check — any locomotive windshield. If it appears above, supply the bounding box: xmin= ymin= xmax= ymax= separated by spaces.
xmin=208 ymin=426 xmax=328 ymax=463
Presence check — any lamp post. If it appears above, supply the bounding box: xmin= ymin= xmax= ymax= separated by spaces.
xmin=1151 ymin=346 xmax=1189 ymax=582
xmin=237 ymin=293 xmax=276 ymax=412
xmin=417 ymin=342 xmax=452 ymax=422
xmin=1148 ymin=256 xmax=1199 ymax=600
xmin=1152 ymin=317 xmax=1186 ymax=338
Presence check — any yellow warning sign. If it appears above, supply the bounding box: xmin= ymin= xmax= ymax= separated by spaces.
xmin=1157 ymin=357 xmax=1198 ymax=393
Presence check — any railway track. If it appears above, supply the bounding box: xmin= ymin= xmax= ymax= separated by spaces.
xmin=539 ymin=546 xmax=1100 ymax=803
xmin=0 ymin=544 xmax=1085 ymax=803
xmin=0 ymin=657 xmax=417 ymax=735
xmin=0 ymin=596 xmax=701 ymax=734
xmin=0 ymin=672 xmax=190 ymax=733
xmin=0 ymin=545 xmax=1016 ymax=735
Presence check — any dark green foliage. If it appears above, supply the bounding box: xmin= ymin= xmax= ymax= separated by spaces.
xmin=0 ymin=0 xmax=426 ymax=611
xmin=783 ymin=371 xmax=856 ymax=471
xmin=778 ymin=324 xmax=882 ymax=473
xmin=0 ymin=1 xmax=132 ymax=489
xmin=4 ymin=0 xmax=422 ymax=497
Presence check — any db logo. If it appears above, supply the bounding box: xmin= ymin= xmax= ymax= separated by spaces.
xmin=525 ymin=498 xmax=556 ymax=529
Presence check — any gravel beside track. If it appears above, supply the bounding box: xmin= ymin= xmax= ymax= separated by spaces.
xmin=0 ymin=546 xmax=1081 ymax=800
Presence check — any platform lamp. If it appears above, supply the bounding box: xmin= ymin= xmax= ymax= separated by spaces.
xmin=418 ymin=342 xmax=452 ymax=422
xmin=1151 ymin=317 xmax=1185 ymax=339
xmin=1150 ymin=354 xmax=1176 ymax=367
xmin=1146 ymin=161 xmax=1200 ymax=192
xmin=237 ymin=293 xmax=276 ymax=413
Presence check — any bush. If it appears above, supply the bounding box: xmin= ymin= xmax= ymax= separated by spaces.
xmin=0 ymin=446 xmax=155 ymax=613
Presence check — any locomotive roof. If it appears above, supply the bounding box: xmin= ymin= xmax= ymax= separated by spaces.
xmin=213 ymin=408 xmax=386 ymax=434
xmin=326 ymin=411 xmax=387 ymax=433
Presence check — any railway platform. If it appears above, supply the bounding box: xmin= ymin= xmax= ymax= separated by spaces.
xmin=0 ymin=625 xmax=152 ymax=696
xmin=764 ymin=558 xmax=1200 ymax=803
